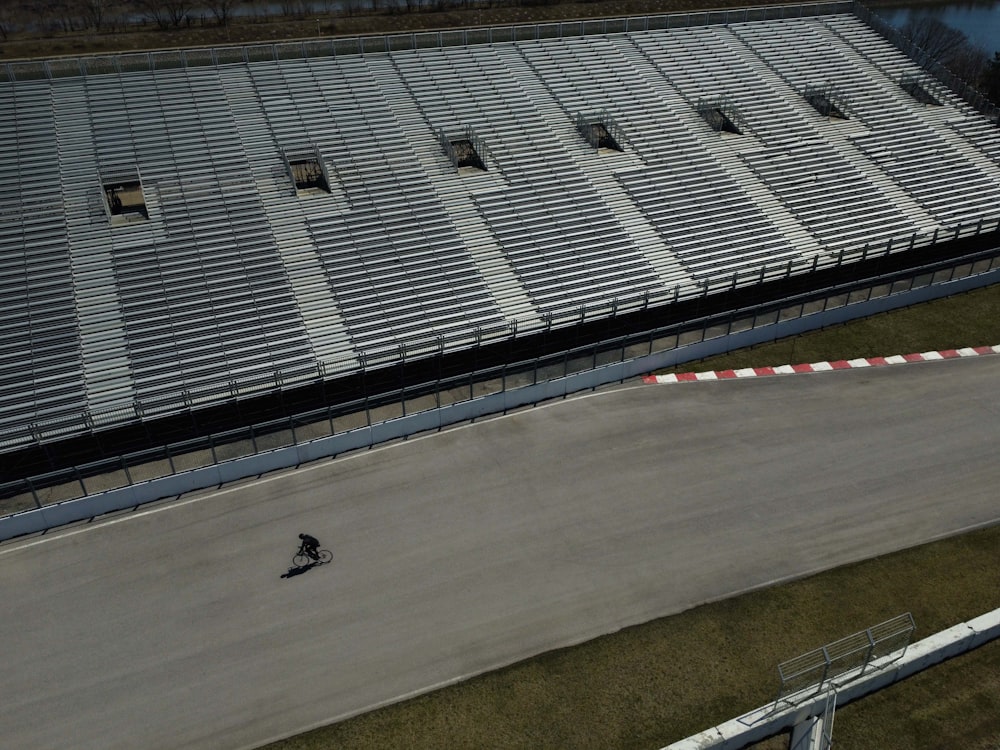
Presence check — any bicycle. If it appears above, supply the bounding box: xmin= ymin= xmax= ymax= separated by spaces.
xmin=293 ymin=547 xmax=333 ymax=567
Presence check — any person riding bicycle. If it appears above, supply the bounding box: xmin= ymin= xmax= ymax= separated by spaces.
xmin=298 ymin=533 xmax=321 ymax=562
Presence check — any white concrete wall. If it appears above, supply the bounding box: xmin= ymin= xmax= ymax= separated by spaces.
xmin=662 ymin=607 xmax=1000 ymax=750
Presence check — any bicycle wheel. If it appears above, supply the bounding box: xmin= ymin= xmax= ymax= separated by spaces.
xmin=293 ymin=553 xmax=312 ymax=568
xmin=317 ymin=549 xmax=333 ymax=564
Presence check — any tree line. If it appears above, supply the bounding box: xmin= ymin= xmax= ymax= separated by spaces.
xmin=0 ymin=0 xmax=506 ymax=40
xmin=1 ymin=0 xmax=1000 ymax=109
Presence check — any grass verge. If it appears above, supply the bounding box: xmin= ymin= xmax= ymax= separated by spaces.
xmin=263 ymin=525 xmax=1000 ymax=750
xmin=654 ymin=283 xmax=1000 ymax=375
xmin=262 ymin=285 xmax=1000 ymax=750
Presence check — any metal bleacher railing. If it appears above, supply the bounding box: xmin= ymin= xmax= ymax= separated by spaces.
xmin=3 ymin=241 xmax=1000 ymax=518
xmin=4 ymin=0 xmax=1000 ymax=452
xmin=0 ymin=217 xmax=998 ymax=456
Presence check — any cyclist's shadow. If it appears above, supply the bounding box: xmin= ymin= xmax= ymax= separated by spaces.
xmin=280 ymin=563 xmax=317 ymax=579
xmin=281 ymin=547 xmax=332 ymax=579
xmin=280 ymin=557 xmax=330 ymax=579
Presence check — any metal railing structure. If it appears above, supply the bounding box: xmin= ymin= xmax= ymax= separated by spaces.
xmin=773 ymin=613 xmax=916 ymax=709
xmin=802 ymin=82 xmax=850 ymax=119
xmin=4 ymin=0 xmax=1000 ymax=501
xmin=438 ymin=126 xmax=491 ymax=170
xmin=743 ymin=613 xmax=914 ymax=748
xmin=899 ymin=72 xmax=942 ymax=106
xmin=665 ymin=608 xmax=1000 ymax=750
xmin=695 ymin=95 xmax=748 ymax=134
xmin=1 ymin=216 xmax=996 ymax=457
xmin=3 ymin=244 xmax=999 ymax=523
xmin=575 ymin=110 xmax=628 ymax=150
xmin=2 ymin=1 xmax=999 ymax=456
xmin=0 ymin=3 xmax=856 ymax=82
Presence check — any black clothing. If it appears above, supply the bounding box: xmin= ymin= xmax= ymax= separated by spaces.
xmin=299 ymin=534 xmax=320 ymax=560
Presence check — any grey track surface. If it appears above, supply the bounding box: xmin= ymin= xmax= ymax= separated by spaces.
xmin=2 ymin=357 xmax=999 ymax=750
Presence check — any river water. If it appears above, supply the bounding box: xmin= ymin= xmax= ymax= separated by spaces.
xmin=871 ymin=1 xmax=1000 ymax=51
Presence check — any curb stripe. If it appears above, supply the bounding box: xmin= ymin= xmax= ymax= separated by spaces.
xmin=644 ymin=345 xmax=1000 ymax=384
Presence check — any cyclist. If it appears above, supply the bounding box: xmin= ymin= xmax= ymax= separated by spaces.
xmin=298 ymin=533 xmax=321 ymax=562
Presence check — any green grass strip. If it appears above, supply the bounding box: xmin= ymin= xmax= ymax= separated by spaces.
xmin=656 ymin=284 xmax=1000 ymax=375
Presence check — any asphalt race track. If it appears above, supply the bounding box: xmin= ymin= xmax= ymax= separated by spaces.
xmin=2 ymin=356 xmax=999 ymax=750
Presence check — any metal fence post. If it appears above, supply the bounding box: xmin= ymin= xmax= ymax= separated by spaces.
xmin=863 ymin=629 xmax=876 ymax=672
xmin=26 ymin=478 xmax=41 ymax=509
xmin=819 ymin=646 xmax=831 ymax=692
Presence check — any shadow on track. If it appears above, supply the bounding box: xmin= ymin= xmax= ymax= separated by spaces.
xmin=280 ymin=563 xmax=319 ymax=579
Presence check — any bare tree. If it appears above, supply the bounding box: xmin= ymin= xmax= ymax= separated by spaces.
xmin=277 ymin=0 xmax=305 ymax=17
xmin=340 ymin=0 xmax=362 ymax=17
xmin=30 ymin=0 xmax=80 ymax=32
xmin=947 ymin=42 xmax=989 ymax=86
xmin=131 ymin=0 xmax=190 ymax=28
xmin=161 ymin=0 xmax=191 ymax=26
xmin=78 ymin=0 xmax=110 ymax=30
xmin=901 ymin=16 xmax=971 ymax=70
xmin=130 ymin=0 xmax=169 ymax=28
xmin=204 ymin=0 xmax=242 ymax=25
xmin=0 ymin=1 xmax=19 ymax=40
xmin=980 ymin=51 xmax=1000 ymax=105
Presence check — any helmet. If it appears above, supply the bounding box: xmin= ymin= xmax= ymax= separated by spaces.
xmin=298 ymin=533 xmax=306 ymax=539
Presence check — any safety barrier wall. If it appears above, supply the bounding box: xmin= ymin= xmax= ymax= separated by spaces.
xmin=661 ymin=606 xmax=1000 ymax=750
xmin=7 ymin=240 xmax=1000 ymax=492
xmin=2 ymin=262 xmax=999 ymax=542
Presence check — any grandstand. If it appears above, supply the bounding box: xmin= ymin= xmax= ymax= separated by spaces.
xmin=3 ymin=2 xmax=1000 ymax=465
